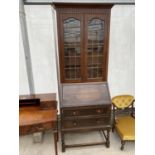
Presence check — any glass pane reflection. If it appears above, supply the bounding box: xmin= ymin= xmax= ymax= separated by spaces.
xmin=64 ymin=18 xmax=81 ymax=80
xmin=87 ymin=18 xmax=104 ymax=79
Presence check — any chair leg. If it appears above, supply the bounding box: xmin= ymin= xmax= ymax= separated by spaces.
xmin=121 ymin=140 xmax=125 ymax=150
xmin=53 ymin=132 xmax=58 ymax=155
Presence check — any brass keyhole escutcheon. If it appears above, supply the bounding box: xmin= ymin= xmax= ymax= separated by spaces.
xmin=73 ymin=121 xmax=77 ymax=126
xmin=73 ymin=111 xmax=77 ymax=115
xmin=97 ymin=109 xmax=101 ymax=113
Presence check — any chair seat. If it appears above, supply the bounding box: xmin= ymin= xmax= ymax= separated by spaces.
xmin=115 ymin=116 xmax=135 ymax=141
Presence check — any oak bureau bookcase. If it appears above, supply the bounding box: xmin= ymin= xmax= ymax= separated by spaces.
xmin=54 ymin=3 xmax=113 ymax=152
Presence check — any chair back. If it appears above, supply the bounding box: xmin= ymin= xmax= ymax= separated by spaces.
xmin=112 ymin=95 xmax=135 ymax=118
xmin=112 ymin=95 xmax=134 ymax=109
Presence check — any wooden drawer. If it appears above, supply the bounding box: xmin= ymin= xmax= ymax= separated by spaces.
xmin=62 ymin=106 xmax=111 ymax=117
xmin=40 ymin=101 xmax=57 ymax=110
xmin=62 ymin=116 xmax=111 ymax=129
xmin=20 ymin=122 xmax=53 ymax=135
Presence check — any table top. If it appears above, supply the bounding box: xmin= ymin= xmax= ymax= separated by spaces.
xmin=19 ymin=93 xmax=56 ymax=102
xmin=19 ymin=93 xmax=58 ymax=137
xmin=19 ymin=106 xmax=57 ymax=126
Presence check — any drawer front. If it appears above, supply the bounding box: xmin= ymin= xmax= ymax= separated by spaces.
xmin=20 ymin=122 xmax=53 ymax=135
xmin=40 ymin=101 xmax=57 ymax=110
xmin=62 ymin=106 xmax=111 ymax=117
xmin=62 ymin=116 xmax=111 ymax=129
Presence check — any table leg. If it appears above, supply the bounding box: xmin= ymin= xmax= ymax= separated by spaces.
xmin=53 ymin=131 xmax=58 ymax=155
xmin=56 ymin=130 xmax=59 ymax=142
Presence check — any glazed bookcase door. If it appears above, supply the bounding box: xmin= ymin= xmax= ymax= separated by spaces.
xmin=57 ymin=10 xmax=110 ymax=83
xmin=59 ymin=14 xmax=84 ymax=83
xmin=84 ymin=14 xmax=108 ymax=82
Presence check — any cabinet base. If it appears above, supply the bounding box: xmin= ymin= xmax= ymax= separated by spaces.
xmin=61 ymin=128 xmax=111 ymax=152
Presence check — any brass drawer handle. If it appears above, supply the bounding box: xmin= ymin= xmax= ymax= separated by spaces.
xmin=73 ymin=111 xmax=78 ymax=115
xmin=96 ymin=109 xmax=102 ymax=113
xmin=73 ymin=121 xmax=77 ymax=126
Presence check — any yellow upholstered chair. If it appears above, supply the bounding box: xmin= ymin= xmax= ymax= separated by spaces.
xmin=112 ymin=95 xmax=135 ymax=150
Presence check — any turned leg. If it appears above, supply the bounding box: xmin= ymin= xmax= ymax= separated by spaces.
xmin=57 ymin=116 xmax=59 ymax=142
xmin=56 ymin=131 xmax=59 ymax=142
xmin=61 ymin=132 xmax=65 ymax=152
xmin=112 ymin=106 xmax=116 ymax=133
xmin=112 ymin=125 xmax=115 ymax=133
xmin=106 ymin=129 xmax=110 ymax=148
xmin=53 ymin=132 xmax=58 ymax=155
xmin=121 ymin=140 xmax=125 ymax=150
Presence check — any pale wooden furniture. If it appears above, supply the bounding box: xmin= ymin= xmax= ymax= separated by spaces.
xmin=19 ymin=93 xmax=58 ymax=155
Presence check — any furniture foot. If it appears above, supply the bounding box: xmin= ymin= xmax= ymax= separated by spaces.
xmin=106 ymin=129 xmax=110 ymax=148
xmin=54 ymin=132 xmax=58 ymax=155
xmin=61 ymin=132 xmax=65 ymax=152
xmin=121 ymin=140 xmax=125 ymax=150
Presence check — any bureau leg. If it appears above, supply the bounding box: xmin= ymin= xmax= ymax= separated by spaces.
xmin=106 ymin=129 xmax=110 ymax=148
xmin=112 ymin=125 xmax=115 ymax=132
xmin=61 ymin=132 xmax=65 ymax=152
xmin=53 ymin=131 xmax=58 ymax=155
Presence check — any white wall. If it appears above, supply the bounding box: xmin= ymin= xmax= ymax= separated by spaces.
xmin=24 ymin=5 xmax=58 ymax=96
xmin=19 ymin=4 xmax=135 ymax=98
xmin=108 ymin=5 xmax=135 ymax=97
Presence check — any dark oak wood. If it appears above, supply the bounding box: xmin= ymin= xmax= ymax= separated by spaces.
xmin=62 ymin=106 xmax=111 ymax=117
xmin=61 ymin=82 xmax=111 ymax=106
xmin=55 ymin=4 xmax=112 ymax=83
xmin=19 ymin=93 xmax=58 ymax=155
xmin=54 ymin=4 xmax=112 ymax=152
xmin=60 ymin=82 xmax=112 ymax=151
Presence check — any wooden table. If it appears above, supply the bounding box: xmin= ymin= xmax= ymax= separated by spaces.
xmin=19 ymin=93 xmax=58 ymax=155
